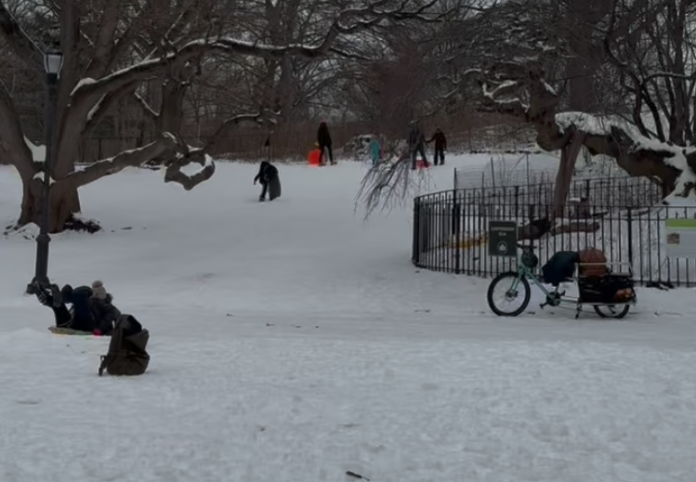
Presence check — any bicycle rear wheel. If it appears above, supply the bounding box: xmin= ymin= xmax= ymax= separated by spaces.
xmin=487 ymin=271 xmax=531 ymax=317
xmin=593 ymin=304 xmax=630 ymax=319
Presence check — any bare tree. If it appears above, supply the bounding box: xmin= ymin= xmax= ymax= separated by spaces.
xmin=0 ymin=0 xmax=442 ymax=233
xmin=360 ymin=0 xmax=696 ymax=229
xmin=337 ymin=26 xmax=439 ymax=137
xmin=470 ymin=0 xmax=696 ymax=201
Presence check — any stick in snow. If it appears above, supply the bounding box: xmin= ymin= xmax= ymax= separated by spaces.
xmin=346 ymin=471 xmax=370 ymax=481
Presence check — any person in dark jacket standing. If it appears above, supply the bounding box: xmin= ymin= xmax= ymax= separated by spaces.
xmin=317 ymin=121 xmax=335 ymax=165
xmin=34 ymin=281 xmax=121 ymax=335
xmin=254 ymin=160 xmax=281 ymax=201
xmin=407 ymin=122 xmax=429 ymax=170
xmin=427 ymin=128 xmax=447 ymax=166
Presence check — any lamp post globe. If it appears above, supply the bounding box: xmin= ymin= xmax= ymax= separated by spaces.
xmin=27 ymin=48 xmax=63 ymax=295
xmin=43 ymin=49 xmax=64 ymax=77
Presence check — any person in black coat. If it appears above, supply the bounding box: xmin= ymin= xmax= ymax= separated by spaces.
xmin=254 ymin=161 xmax=281 ymax=201
xmin=427 ymin=128 xmax=447 ymax=166
xmin=317 ymin=121 xmax=335 ymax=165
xmin=407 ymin=122 xmax=429 ymax=170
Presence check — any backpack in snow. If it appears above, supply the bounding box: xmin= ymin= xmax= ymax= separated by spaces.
xmin=98 ymin=314 xmax=150 ymax=376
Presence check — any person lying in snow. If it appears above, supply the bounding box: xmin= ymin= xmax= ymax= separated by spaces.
xmin=253 ymin=160 xmax=281 ymax=201
xmin=34 ymin=280 xmax=121 ymax=336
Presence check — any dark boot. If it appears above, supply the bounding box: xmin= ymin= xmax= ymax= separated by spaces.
xmin=50 ymin=284 xmax=64 ymax=307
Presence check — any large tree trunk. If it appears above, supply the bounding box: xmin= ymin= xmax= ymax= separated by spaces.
xmin=18 ymin=175 xmax=81 ymax=233
xmin=552 ymin=131 xmax=586 ymax=219
xmin=564 ymin=0 xmax=607 ymax=113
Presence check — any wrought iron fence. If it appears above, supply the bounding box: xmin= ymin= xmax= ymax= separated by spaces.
xmin=412 ymin=180 xmax=696 ymax=286
xmin=452 ymin=175 xmax=661 ymax=210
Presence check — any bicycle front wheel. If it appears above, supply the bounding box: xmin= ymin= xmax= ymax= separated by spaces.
xmin=487 ymin=271 xmax=531 ymax=317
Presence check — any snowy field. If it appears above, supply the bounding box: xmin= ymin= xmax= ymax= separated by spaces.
xmin=1 ymin=155 xmax=695 ymax=482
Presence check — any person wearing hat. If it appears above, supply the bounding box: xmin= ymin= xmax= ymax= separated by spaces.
xmin=34 ymin=280 xmax=121 ymax=335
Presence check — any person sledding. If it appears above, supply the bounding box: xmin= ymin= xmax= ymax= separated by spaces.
xmin=254 ymin=160 xmax=282 ymax=201
xmin=33 ymin=280 xmax=121 ymax=336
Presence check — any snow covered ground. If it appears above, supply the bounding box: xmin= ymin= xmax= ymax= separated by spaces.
xmin=0 ymin=155 xmax=695 ymax=482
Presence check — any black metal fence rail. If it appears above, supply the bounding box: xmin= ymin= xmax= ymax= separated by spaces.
xmin=412 ymin=182 xmax=696 ymax=287
xmin=452 ymin=176 xmax=662 ymax=210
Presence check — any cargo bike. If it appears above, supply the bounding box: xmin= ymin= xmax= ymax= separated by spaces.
xmin=487 ymin=244 xmax=637 ymax=318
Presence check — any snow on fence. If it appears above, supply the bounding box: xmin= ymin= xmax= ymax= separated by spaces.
xmin=412 ymin=187 xmax=696 ymax=286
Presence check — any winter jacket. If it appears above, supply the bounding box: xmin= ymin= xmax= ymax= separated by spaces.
xmin=541 ymin=251 xmax=579 ymax=286
xmin=408 ymin=127 xmax=425 ymax=150
xmin=99 ymin=314 xmax=150 ymax=376
xmin=317 ymin=122 xmax=332 ymax=147
xmin=254 ymin=161 xmax=278 ymax=184
xmin=88 ymin=295 xmax=121 ymax=335
xmin=369 ymin=139 xmax=381 ymax=163
xmin=65 ymin=286 xmax=121 ymax=335
xmin=428 ymin=130 xmax=447 ymax=150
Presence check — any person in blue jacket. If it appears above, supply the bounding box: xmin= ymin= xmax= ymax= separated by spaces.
xmin=369 ymin=135 xmax=381 ymax=165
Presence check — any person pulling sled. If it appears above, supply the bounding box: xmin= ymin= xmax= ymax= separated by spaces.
xmin=254 ymin=160 xmax=282 ymax=201
xmin=407 ymin=122 xmax=429 ymax=170
xmin=317 ymin=121 xmax=336 ymax=165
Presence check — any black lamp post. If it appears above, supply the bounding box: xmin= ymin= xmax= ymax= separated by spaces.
xmin=28 ymin=48 xmax=63 ymax=293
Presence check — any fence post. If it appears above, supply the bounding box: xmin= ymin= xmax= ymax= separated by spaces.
xmin=453 ymin=190 xmax=461 ymax=273
xmin=514 ymin=185 xmax=519 ymax=219
xmin=627 ymin=207 xmax=634 ymax=272
xmin=412 ymin=197 xmax=419 ymax=265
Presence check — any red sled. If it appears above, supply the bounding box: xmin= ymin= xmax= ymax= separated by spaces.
xmin=308 ymin=149 xmax=322 ymax=166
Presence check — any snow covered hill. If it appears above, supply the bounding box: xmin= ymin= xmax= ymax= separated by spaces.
xmin=0 ymin=157 xmax=694 ymax=482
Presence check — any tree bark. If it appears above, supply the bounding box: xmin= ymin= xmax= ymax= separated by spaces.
xmin=553 ymin=131 xmax=586 ymax=219
xmin=16 ymin=175 xmax=79 ymax=233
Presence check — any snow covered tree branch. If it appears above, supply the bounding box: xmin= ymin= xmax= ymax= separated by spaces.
xmin=63 ymin=134 xmax=185 ymax=189
xmin=447 ymin=0 xmax=696 ymax=204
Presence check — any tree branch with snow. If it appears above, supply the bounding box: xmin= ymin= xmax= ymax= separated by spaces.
xmin=443 ymin=0 xmax=696 ymax=204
